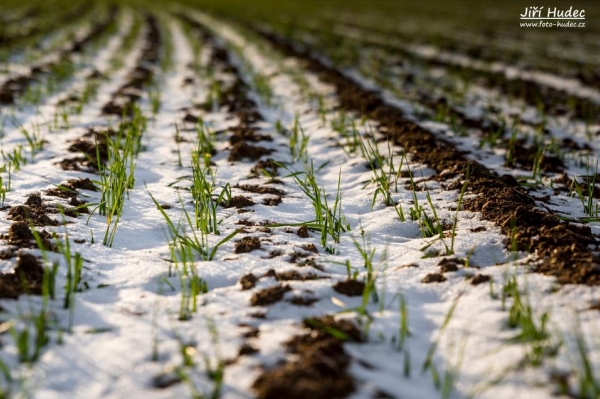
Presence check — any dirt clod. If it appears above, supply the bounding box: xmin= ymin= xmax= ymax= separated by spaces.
xmin=239 ymin=343 xmax=259 ymax=356
xmin=9 ymin=222 xmax=33 ymax=242
xmin=297 ymin=226 xmax=309 ymax=238
xmin=333 ymin=279 xmax=365 ymax=296
xmin=422 ymin=273 xmax=447 ymax=283
xmin=0 ymin=252 xmax=44 ymax=298
xmin=225 ymin=195 xmax=255 ymax=209
xmin=438 ymin=258 xmax=464 ymax=273
xmin=239 ymin=273 xmax=258 ymax=290
xmin=235 ymin=236 xmax=261 ymax=253
xmin=250 ymin=284 xmax=291 ymax=306
xmin=470 ymin=274 xmax=491 ymax=285
xmin=253 ymin=315 xmax=360 ymax=399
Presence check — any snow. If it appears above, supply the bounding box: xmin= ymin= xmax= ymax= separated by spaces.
xmin=0 ymin=7 xmax=597 ymax=399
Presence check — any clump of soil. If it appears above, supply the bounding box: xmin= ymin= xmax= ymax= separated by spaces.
xmin=289 ymin=296 xmax=319 ymax=306
xmin=470 ymin=274 xmax=491 ymax=285
xmin=8 ymin=204 xmax=57 ymax=226
xmin=422 ymin=273 xmax=447 ymax=283
xmin=25 ymin=193 xmax=43 ymax=206
xmin=229 ymin=142 xmax=273 ymax=162
xmin=253 ymin=315 xmax=360 ymax=399
xmin=67 ymin=178 xmax=97 ymax=191
xmin=8 ymin=222 xmax=33 ymax=242
xmin=262 ymin=197 xmax=282 ymax=206
xmin=333 ymin=279 xmax=365 ymax=296
xmin=236 ymin=184 xmax=285 ymax=196
xmin=224 ymin=195 xmax=255 ymax=209
xmin=229 ymin=126 xmax=272 ymax=144
xmin=152 ymin=371 xmax=182 ymax=389
xmin=235 ymin=236 xmax=261 ymax=253
xmin=297 ymin=226 xmax=309 ymax=238
xmin=0 ymin=252 xmax=44 ymax=298
xmin=250 ymin=284 xmax=291 ymax=306
xmin=273 ymin=270 xmax=319 ymax=281
xmin=239 ymin=343 xmax=259 ymax=356
xmin=300 ymin=244 xmax=318 ymax=254
xmin=438 ymin=258 xmax=465 ymax=273
xmin=239 ymin=273 xmax=258 ymax=290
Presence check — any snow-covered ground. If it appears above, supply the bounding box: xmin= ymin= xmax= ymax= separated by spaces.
xmin=0 ymin=4 xmax=598 ymax=399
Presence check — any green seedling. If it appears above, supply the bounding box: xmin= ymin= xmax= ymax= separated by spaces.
xmin=286 ymin=162 xmax=349 ymax=253
xmin=289 ymin=113 xmax=310 ymax=163
xmin=148 ymin=188 xmax=240 ymax=261
xmin=18 ymin=123 xmax=43 ymax=161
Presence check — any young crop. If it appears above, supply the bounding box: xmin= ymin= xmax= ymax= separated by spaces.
xmin=2 ymin=145 xmax=26 ymax=172
xmin=571 ymin=160 xmax=599 ymax=221
xmin=360 ymin=136 xmax=406 ymax=221
xmin=289 ymin=113 xmax=310 ymax=164
xmin=148 ymin=189 xmax=240 ymax=261
xmin=170 ymin=240 xmax=208 ymax=321
xmin=190 ymin=162 xmax=230 ymax=235
xmin=252 ymin=73 xmax=273 ymax=105
xmin=287 ymin=162 xmax=349 ymax=253
xmin=94 ymin=130 xmax=136 ymax=247
xmin=502 ymin=275 xmax=557 ymax=367
xmin=194 ymin=119 xmax=215 ymax=169
xmin=18 ymin=123 xmax=44 ymax=161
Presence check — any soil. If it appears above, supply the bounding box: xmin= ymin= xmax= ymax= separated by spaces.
xmin=333 ymin=279 xmax=365 ymax=296
xmin=289 ymin=296 xmax=319 ymax=306
xmin=274 ymin=270 xmax=319 ymax=281
xmin=253 ymin=315 xmax=360 ymax=399
xmin=224 ymin=195 xmax=255 ymax=209
xmin=422 ymin=273 xmax=447 ymax=283
xmin=470 ymin=274 xmax=491 ymax=285
xmin=262 ymin=197 xmax=282 ymax=206
xmin=250 ymin=284 xmax=291 ymax=306
xmin=438 ymin=258 xmax=465 ymax=273
xmin=235 ymin=184 xmax=285 ymax=196
xmin=0 ymin=252 xmax=44 ymax=298
xmin=239 ymin=273 xmax=258 ymax=290
xmin=235 ymin=236 xmax=261 ymax=253
xmin=296 ymin=226 xmax=309 ymax=238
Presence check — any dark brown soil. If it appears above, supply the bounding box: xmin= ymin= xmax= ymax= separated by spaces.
xmin=438 ymin=258 xmax=464 ymax=273
xmin=235 ymin=236 xmax=261 ymax=253
xmin=8 ymin=205 xmax=58 ymax=226
xmin=254 ymin=29 xmax=600 ymax=286
xmin=333 ymin=279 xmax=365 ymax=296
xmin=470 ymin=274 xmax=491 ymax=285
xmin=229 ymin=142 xmax=273 ymax=162
xmin=289 ymin=296 xmax=319 ymax=306
xmin=239 ymin=273 xmax=258 ymax=290
xmin=422 ymin=273 xmax=447 ymax=283
xmin=250 ymin=284 xmax=291 ymax=306
xmin=224 ymin=195 xmax=255 ymax=209
xmin=239 ymin=343 xmax=259 ymax=356
xmin=8 ymin=222 xmax=33 ymax=242
xmin=236 ymin=184 xmax=285 ymax=196
xmin=275 ymin=270 xmax=319 ymax=281
xmin=253 ymin=315 xmax=360 ymax=399
xmin=0 ymin=252 xmax=44 ymax=298
xmin=300 ymin=243 xmax=318 ymax=253
xmin=262 ymin=197 xmax=282 ymax=206
xmin=297 ymin=226 xmax=309 ymax=238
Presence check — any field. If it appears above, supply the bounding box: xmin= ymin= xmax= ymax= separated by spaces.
xmin=0 ymin=0 xmax=599 ymax=397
